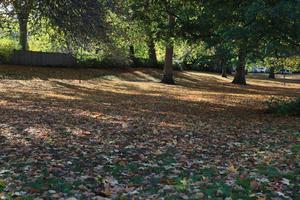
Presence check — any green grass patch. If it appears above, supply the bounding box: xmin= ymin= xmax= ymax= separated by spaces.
xmin=0 ymin=179 xmax=6 ymax=192
xmin=257 ymin=165 xmax=282 ymax=179
xmin=291 ymin=144 xmax=300 ymax=153
xmin=26 ymin=177 xmax=76 ymax=194
xmin=266 ymin=96 xmax=300 ymax=116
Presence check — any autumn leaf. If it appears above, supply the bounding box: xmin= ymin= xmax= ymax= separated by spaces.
xmin=160 ymin=178 xmax=176 ymax=185
xmin=29 ymin=188 xmax=40 ymax=193
xmin=0 ymin=66 xmax=299 ymax=199
xmin=227 ymin=165 xmax=238 ymax=173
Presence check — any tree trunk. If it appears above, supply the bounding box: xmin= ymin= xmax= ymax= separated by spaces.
xmin=161 ymin=44 xmax=174 ymax=84
xmin=232 ymin=49 xmax=247 ymax=85
xmin=220 ymin=60 xmax=227 ymax=78
xmin=147 ymin=37 xmax=157 ymax=66
xmin=13 ymin=0 xmax=33 ymax=51
xmin=18 ymin=16 xmax=29 ymax=51
xmin=161 ymin=14 xmax=175 ymax=84
xmin=269 ymin=67 xmax=275 ymax=79
xmin=129 ymin=45 xmax=136 ymax=66
xmin=129 ymin=45 xmax=135 ymax=59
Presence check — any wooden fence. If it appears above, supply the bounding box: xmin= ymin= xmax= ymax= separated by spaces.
xmin=11 ymin=50 xmax=77 ymax=67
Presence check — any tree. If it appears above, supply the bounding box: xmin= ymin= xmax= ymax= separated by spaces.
xmin=147 ymin=35 xmax=158 ymax=65
xmin=269 ymin=66 xmax=275 ymax=79
xmin=161 ymin=14 xmax=175 ymax=84
xmin=13 ymin=0 xmax=34 ymax=50
xmin=232 ymin=48 xmax=247 ymax=84
xmin=1 ymin=0 xmax=107 ymax=51
xmin=130 ymin=0 xmax=186 ymax=84
xmin=197 ymin=0 xmax=300 ymax=85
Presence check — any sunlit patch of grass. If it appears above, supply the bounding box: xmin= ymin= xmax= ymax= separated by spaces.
xmin=44 ymin=93 xmax=82 ymax=100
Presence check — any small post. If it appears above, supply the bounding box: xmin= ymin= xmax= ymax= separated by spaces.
xmin=79 ymin=47 xmax=83 ymax=84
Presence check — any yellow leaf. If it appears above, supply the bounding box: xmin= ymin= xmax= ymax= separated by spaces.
xmin=154 ymin=149 xmax=162 ymax=155
xmin=227 ymin=165 xmax=238 ymax=173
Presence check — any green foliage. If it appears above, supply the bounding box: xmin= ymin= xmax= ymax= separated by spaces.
xmin=0 ymin=38 xmax=18 ymax=63
xmin=1 ymin=0 xmax=299 ymax=79
xmin=291 ymin=144 xmax=300 ymax=154
xmin=266 ymin=96 xmax=300 ymax=116
xmin=0 ymin=179 xmax=6 ymax=192
xmin=133 ymin=58 xmax=163 ymax=68
xmin=264 ymin=56 xmax=300 ymax=72
xmin=77 ymin=49 xmax=132 ymax=68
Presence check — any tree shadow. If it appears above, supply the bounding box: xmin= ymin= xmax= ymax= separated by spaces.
xmin=1 ymin=71 xmax=299 ymax=198
xmin=176 ymin=72 xmax=300 ymax=97
xmin=0 ymin=65 xmax=163 ymax=82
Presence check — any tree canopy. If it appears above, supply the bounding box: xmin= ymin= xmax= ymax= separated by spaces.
xmin=0 ymin=0 xmax=299 ymax=83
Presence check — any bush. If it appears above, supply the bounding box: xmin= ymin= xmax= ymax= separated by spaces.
xmin=266 ymin=96 xmax=300 ymax=116
xmin=77 ymin=58 xmax=101 ymax=68
xmin=132 ymin=58 xmax=164 ymax=69
xmin=0 ymin=38 xmax=18 ymax=64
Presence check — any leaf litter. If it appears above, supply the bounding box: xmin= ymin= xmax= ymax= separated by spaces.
xmin=0 ymin=66 xmax=299 ymax=199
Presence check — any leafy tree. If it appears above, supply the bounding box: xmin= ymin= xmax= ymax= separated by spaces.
xmin=0 ymin=0 xmax=108 ymax=51
xmin=130 ymin=0 xmax=188 ymax=84
xmin=191 ymin=0 xmax=300 ymax=84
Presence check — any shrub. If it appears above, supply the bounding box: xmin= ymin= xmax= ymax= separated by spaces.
xmin=266 ymin=96 xmax=300 ymax=116
xmin=0 ymin=38 xmax=18 ymax=64
xmin=77 ymin=58 xmax=101 ymax=68
xmin=132 ymin=58 xmax=164 ymax=69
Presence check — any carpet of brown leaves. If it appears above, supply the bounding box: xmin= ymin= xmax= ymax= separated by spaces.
xmin=0 ymin=65 xmax=299 ymax=199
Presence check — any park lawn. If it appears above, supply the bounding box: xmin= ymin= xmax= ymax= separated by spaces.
xmin=0 ymin=65 xmax=299 ymax=199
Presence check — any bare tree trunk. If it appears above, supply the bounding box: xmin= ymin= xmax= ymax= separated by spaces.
xmin=221 ymin=62 xmax=227 ymax=78
xmin=232 ymin=49 xmax=247 ymax=85
xmin=269 ymin=67 xmax=275 ymax=79
xmin=161 ymin=14 xmax=175 ymax=84
xmin=148 ymin=37 xmax=157 ymax=66
xmin=18 ymin=16 xmax=29 ymax=51
xmin=161 ymin=44 xmax=174 ymax=84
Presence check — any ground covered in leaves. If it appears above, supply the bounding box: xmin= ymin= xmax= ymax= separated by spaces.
xmin=0 ymin=65 xmax=299 ymax=200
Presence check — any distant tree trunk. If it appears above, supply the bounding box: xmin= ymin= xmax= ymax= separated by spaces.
xmin=220 ymin=60 xmax=227 ymax=78
xmin=129 ymin=45 xmax=135 ymax=59
xmin=161 ymin=14 xmax=175 ymax=84
xmin=227 ymin=66 xmax=233 ymax=75
xmin=269 ymin=67 xmax=275 ymax=79
xmin=18 ymin=15 xmax=29 ymax=51
xmin=232 ymin=49 xmax=247 ymax=85
xmin=147 ymin=37 xmax=157 ymax=66
xmin=129 ymin=45 xmax=136 ymax=66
